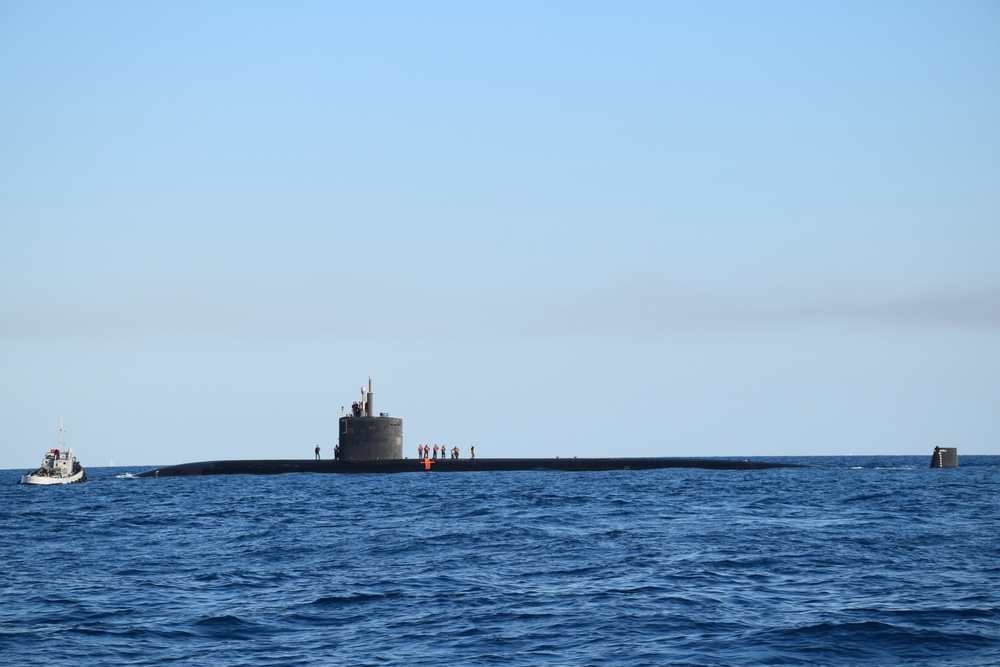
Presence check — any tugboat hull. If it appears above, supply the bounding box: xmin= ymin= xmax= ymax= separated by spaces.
xmin=19 ymin=469 xmax=87 ymax=485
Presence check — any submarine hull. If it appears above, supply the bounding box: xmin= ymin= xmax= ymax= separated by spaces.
xmin=137 ymin=457 xmax=801 ymax=477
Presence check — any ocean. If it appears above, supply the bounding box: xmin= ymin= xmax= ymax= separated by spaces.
xmin=1 ymin=456 xmax=998 ymax=666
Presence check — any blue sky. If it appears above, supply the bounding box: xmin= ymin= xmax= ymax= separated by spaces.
xmin=2 ymin=1 xmax=998 ymax=468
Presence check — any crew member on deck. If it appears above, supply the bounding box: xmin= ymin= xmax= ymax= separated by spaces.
xmin=334 ymin=445 xmax=340 ymax=460
xmin=433 ymin=445 xmax=439 ymax=459
xmin=315 ymin=445 xmax=321 ymax=460
xmin=470 ymin=445 xmax=475 ymax=459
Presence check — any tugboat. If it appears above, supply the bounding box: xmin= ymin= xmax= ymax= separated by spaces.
xmin=19 ymin=422 xmax=87 ymax=485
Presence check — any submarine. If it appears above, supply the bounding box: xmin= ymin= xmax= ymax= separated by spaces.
xmin=138 ymin=378 xmax=801 ymax=478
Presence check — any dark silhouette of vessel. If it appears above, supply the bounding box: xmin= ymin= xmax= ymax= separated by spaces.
xmin=930 ymin=446 xmax=957 ymax=468
xmin=138 ymin=378 xmax=801 ymax=478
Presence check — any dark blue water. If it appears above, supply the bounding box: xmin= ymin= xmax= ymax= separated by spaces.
xmin=2 ymin=457 xmax=998 ymax=666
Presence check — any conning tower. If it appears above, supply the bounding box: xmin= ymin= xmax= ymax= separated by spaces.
xmin=339 ymin=377 xmax=403 ymax=460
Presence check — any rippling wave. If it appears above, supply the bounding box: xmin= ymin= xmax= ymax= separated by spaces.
xmin=1 ymin=456 xmax=998 ymax=666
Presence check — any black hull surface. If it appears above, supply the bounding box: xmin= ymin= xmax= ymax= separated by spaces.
xmin=137 ymin=457 xmax=801 ymax=477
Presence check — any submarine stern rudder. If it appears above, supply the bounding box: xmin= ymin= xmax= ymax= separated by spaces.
xmin=930 ymin=446 xmax=957 ymax=468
